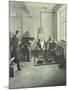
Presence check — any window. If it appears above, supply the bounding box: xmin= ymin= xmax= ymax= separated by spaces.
xmin=57 ymin=5 xmax=66 ymax=41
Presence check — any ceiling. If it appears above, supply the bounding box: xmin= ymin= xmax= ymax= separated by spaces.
xmin=9 ymin=1 xmax=62 ymax=16
xmin=10 ymin=1 xmax=57 ymax=10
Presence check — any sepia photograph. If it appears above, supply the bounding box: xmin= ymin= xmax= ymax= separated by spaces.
xmin=9 ymin=1 xmax=66 ymax=89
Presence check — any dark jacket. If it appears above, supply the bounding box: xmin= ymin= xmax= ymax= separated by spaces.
xmin=12 ymin=35 xmax=20 ymax=63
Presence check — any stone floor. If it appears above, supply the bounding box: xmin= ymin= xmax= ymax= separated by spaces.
xmin=9 ymin=57 xmax=66 ymax=89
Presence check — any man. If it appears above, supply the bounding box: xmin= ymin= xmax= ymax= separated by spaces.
xmin=36 ymin=39 xmax=42 ymax=50
xmin=51 ymin=40 xmax=57 ymax=57
xmin=21 ymin=37 xmax=31 ymax=62
xmin=12 ymin=30 xmax=21 ymax=71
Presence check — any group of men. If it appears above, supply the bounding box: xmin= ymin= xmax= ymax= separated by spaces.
xmin=36 ymin=37 xmax=57 ymax=62
xmin=10 ymin=30 xmax=57 ymax=71
xmin=36 ymin=37 xmax=57 ymax=51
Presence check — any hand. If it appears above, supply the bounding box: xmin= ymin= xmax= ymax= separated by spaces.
xmin=19 ymin=41 xmax=21 ymax=44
